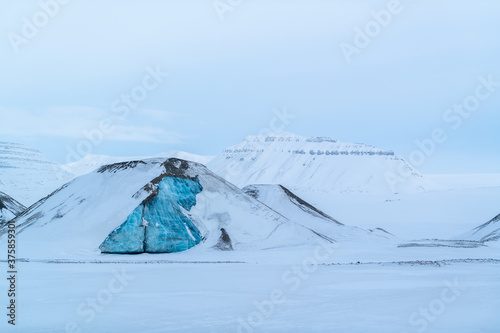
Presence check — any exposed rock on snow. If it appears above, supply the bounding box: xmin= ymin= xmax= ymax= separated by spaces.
xmin=457 ymin=213 xmax=500 ymax=242
xmin=0 ymin=191 xmax=26 ymax=225
xmin=62 ymin=151 xmax=215 ymax=177
xmin=367 ymin=228 xmax=396 ymax=238
xmin=213 ymin=228 xmax=233 ymax=251
xmin=242 ymin=184 xmax=393 ymax=241
xmin=243 ymin=184 xmax=343 ymax=225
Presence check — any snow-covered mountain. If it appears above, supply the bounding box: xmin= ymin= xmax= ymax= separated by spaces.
xmin=457 ymin=213 xmax=500 ymax=242
xmin=0 ymin=158 xmax=333 ymax=258
xmin=62 ymin=151 xmax=214 ymax=177
xmin=0 ymin=191 xmax=26 ymax=225
xmin=243 ymin=184 xmax=394 ymax=241
xmin=207 ymin=133 xmax=432 ymax=194
xmin=0 ymin=142 xmax=74 ymax=206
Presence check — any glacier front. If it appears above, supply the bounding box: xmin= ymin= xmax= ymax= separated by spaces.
xmin=100 ymin=176 xmax=203 ymax=254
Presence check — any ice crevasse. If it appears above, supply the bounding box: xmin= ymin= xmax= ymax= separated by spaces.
xmin=99 ymin=176 xmax=203 ymax=254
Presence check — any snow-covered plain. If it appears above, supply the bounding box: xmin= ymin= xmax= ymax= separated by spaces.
xmin=1 ymin=185 xmax=499 ymax=332
xmin=1 ymin=244 xmax=499 ymax=333
xmin=0 ymin=143 xmax=499 ymax=332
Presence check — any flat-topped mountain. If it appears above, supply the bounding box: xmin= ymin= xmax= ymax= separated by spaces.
xmin=208 ymin=133 xmax=432 ymax=194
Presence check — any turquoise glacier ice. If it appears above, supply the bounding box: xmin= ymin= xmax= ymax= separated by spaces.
xmin=100 ymin=176 xmax=203 ymax=254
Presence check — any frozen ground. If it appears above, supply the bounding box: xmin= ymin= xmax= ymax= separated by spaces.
xmin=1 ymin=244 xmax=499 ymax=333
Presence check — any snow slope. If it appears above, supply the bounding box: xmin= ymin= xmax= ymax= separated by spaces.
xmin=0 ymin=142 xmax=74 ymax=206
xmin=243 ymin=184 xmax=344 ymax=225
xmin=426 ymin=173 xmax=500 ymax=190
xmin=0 ymin=191 xmax=25 ymax=225
xmin=62 ymin=151 xmax=215 ymax=177
xmin=1 ymin=158 xmax=330 ymax=258
xmin=457 ymin=213 xmax=500 ymax=242
xmin=292 ymin=186 xmax=500 ymax=240
xmin=242 ymin=184 xmax=394 ymax=241
xmin=207 ymin=133 xmax=432 ymax=194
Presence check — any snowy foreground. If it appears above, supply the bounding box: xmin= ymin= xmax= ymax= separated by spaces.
xmin=0 ymin=155 xmax=499 ymax=332
xmin=1 ymin=182 xmax=500 ymax=332
xmin=1 ymin=243 xmax=500 ymax=333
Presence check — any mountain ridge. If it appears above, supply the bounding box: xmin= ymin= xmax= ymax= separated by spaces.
xmin=62 ymin=151 xmax=215 ymax=177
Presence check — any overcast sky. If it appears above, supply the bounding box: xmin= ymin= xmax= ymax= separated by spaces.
xmin=0 ymin=0 xmax=499 ymax=173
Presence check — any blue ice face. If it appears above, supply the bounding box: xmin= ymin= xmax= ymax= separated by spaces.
xmin=100 ymin=177 xmax=203 ymax=254
xmin=99 ymin=205 xmax=145 ymax=254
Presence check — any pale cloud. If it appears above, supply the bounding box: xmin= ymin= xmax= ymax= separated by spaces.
xmin=1 ymin=107 xmax=104 ymax=138
xmin=139 ymin=108 xmax=178 ymax=123
xmin=0 ymin=106 xmax=183 ymax=144
xmin=107 ymin=125 xmax=182 ymax=144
